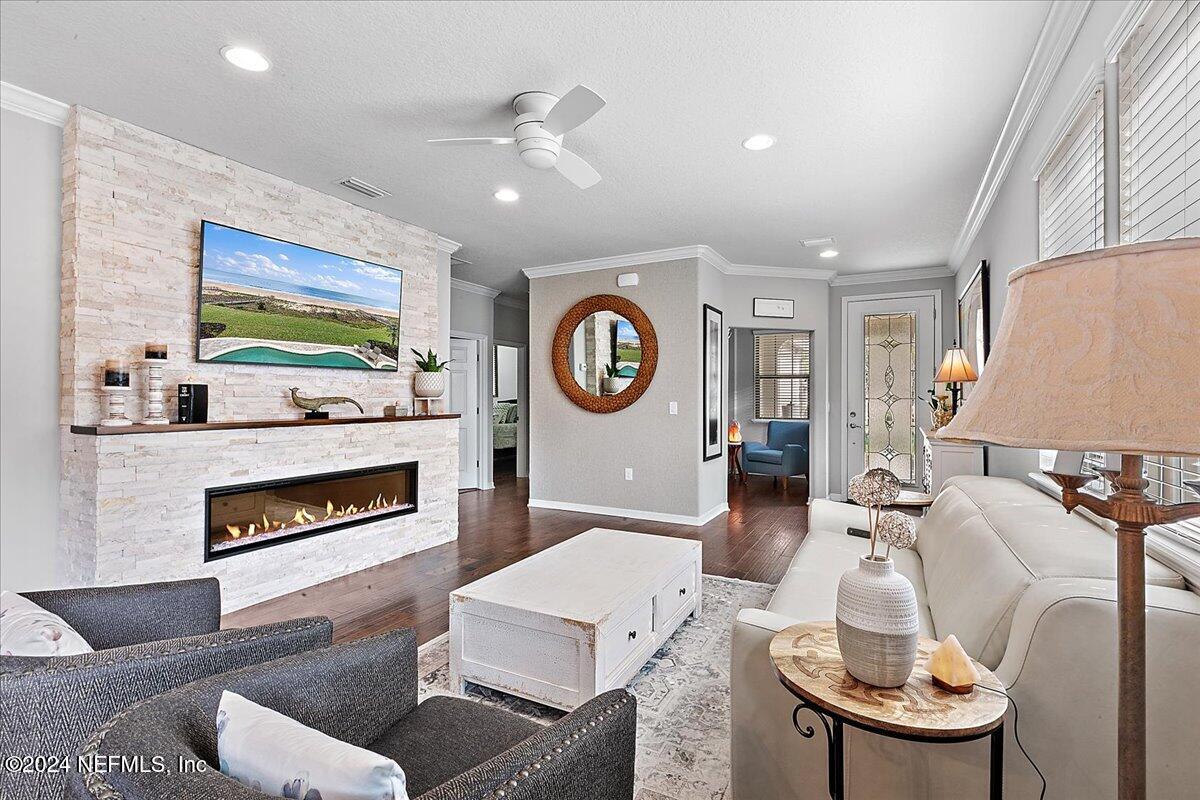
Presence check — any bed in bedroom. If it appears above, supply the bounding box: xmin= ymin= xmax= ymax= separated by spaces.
xmin=493 ymin=399 xmax=518 ymax=451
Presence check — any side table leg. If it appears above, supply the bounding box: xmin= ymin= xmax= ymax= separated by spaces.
xmin=990 ymin=724 xmax=1004 ymax=800
xmin=792 ymin=703 xmax=842 ymax=800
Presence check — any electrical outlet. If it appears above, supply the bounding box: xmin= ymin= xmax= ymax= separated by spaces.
xmin=669 ymin=401 xmax=678 ymax=415
xmin=625 ymin=468 xmax=634 ymax=481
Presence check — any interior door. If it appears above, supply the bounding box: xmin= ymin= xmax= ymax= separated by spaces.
xmin=448 ymin=337 xmax=479 ymax=489
xmin=844 ymin=295 xmax=937 ymax=489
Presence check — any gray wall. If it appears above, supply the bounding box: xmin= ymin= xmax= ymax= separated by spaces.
xmin=828 ymin=276 xmax=958 ymax=497
xmin=1 ymin=109 xmax=63 ymax=591
xmin=951 ymin=1 xmax=1127 ymax=483
xmin=530 ymin=259 xmax=710 ymax=518
xmin=494 ymin=301 xmax=529 ymax=344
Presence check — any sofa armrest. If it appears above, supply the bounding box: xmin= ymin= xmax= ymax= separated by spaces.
xmin=21 ymin=578 xmax=222 ymax=649
xmin=992 ymin=579 xmax=1200 ymax=795
xmin=808 ymin=498 xmax=872 ymax=535
xmin=418 ymin=689 xmax=636 ymax=800
xmin=2 ymin=617 xmax=331 ymax=800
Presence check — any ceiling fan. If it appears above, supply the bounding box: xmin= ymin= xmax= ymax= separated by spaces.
xmin=428 ymin=85 xmax=606 ymax=189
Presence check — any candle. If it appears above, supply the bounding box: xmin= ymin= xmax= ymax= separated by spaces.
xmin=144 ymin=342 xmax=168 ymax=360
xmin=103 ymin=359 xmax=131 ymax=387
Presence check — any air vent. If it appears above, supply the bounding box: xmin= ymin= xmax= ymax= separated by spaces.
xmin=800 ymin=236 xmax=835 ymax=248
xmin=337 ymin=177 xmax=392 ymax=199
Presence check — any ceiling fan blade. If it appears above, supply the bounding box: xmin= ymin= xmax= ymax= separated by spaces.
xmin=541 ymin=85 xmax=606 ymax=136
xmin=427 ymin=137 xmax=516 ymax=146
xmin=556 ymin=147 xmax=601 ymax=189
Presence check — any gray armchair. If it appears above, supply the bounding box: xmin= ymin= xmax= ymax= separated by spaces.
xmin=67 ymin=628 xmax=637 ymax=800
xmin=1 ymin=578 xmax=332 ymax=800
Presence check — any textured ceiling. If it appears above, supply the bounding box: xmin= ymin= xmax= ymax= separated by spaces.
xmin=0 ymin=0 xmax=1049 ymax=295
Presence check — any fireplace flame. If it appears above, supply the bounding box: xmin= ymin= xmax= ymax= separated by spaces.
xmin=226 ymin=524 xmax=241 ymax=539
xmin=217 ymin=489 xmax=412 ymax=549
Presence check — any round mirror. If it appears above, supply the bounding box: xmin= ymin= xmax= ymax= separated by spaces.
xmin=553 ymin=295 xmax=658 ymax=413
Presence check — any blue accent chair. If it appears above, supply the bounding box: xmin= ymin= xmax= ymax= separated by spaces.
xmin=740 ymin=420 xmax=810 ymax=489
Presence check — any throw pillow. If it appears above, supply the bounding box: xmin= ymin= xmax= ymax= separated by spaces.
xmin=0 ymin=590 xmax=94 ymax=657
xmin=217 ymin=691 xmax=409 ymax=800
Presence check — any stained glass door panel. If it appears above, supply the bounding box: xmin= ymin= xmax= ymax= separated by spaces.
xmin=863 ymin=312 xmax=917 ymax=482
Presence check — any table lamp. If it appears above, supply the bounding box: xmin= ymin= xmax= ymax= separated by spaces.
xmin=938 ymin=237 xmax=1200 ymax=799
xmin=933 ymin=344 xmax=978 ymax=414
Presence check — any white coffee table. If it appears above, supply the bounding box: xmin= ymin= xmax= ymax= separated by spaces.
xmin=449 ymin=528 xmax=702 ymax=710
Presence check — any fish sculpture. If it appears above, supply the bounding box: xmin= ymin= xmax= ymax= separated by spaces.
xmin=289 ymin=387 xmax=364 ymax=414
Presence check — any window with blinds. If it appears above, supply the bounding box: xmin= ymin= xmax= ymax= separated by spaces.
xmin=1037 ymin=87 xmax=1104 ymax=259
xmin=753 ymin=331 xmax=811 ymax=421
xmin=1118 ymin=0 xmax=1200 ymax=242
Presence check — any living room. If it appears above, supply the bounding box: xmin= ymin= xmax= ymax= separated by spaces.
xmin=1 ymin=2 xmax=1197 ymax=800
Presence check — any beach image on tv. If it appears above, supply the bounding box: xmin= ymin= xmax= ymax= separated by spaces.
xmin=198 ymin=222 xmax=402 ymax=371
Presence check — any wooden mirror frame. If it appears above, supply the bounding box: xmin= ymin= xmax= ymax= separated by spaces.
xmin=552 ymin=294 xmax=659 ymax=413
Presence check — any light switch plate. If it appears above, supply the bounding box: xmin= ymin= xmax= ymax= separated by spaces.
xmin=624 ymin=468 xmax=634 ymax=481
xmin=669 ymin=401 xmax=678 ymax=415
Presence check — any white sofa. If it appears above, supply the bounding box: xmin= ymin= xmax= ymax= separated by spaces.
xmin=731 ymin=475 xmax=1200 ymax=799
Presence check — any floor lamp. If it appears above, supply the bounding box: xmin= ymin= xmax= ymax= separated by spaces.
xmin=937 ymin=238 xmax=1200 ymax=799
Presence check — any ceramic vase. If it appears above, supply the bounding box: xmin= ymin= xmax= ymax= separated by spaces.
xmin=413 ymin=371 xmax=445 ymax=398
xmin=835 ymin=555 xmax=918 ymax=687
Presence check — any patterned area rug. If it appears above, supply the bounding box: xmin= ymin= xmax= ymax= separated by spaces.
xmin=416 ymin=574 xmax=774 ymax=800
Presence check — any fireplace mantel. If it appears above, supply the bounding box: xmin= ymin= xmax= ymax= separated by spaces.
xmin=70 ymin=414 xmax=460 ymax=436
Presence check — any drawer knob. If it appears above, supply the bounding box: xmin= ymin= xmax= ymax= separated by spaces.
xmin=627 ymin=630 xmax=637 ymax=641
xmin=679 ymin=588 xmax=687 ymax=596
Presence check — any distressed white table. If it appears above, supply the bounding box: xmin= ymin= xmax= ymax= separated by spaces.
xmin=449 ymin=528 xmax=703 ymax=710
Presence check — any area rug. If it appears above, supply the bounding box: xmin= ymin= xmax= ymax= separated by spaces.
xmin=416 ymin=574 xmax=774 ymax=800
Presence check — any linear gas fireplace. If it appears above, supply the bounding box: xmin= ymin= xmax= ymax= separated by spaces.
xmin=205 ymin=462 xmax=418 ymax=560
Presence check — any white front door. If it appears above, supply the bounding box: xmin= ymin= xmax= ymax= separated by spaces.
xmin=844 ymin=295 xmax=938 ymax=489
xmin=448 ymin=337 xmax=479 ymax=489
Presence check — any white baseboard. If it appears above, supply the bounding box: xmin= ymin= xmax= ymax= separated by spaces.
xmin=528 ymin=498 xmax=730 ymax=527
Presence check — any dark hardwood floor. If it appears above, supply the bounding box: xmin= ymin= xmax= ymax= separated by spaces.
xmin=223 ymin=473 xmax=810 ymax=645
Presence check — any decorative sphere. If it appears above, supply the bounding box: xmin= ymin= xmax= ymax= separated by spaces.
xmin=847 ymin=468 xmax=902 ymax=507
xmin=876 ymin=511 xmax=918 ymax=550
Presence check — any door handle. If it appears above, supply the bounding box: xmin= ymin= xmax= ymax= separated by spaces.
xmin=848 ymin=422 xmax=861 ymax=429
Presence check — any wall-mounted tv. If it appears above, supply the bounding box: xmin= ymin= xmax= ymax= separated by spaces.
xmin=196 ymin=221 xmax=403 ymax=371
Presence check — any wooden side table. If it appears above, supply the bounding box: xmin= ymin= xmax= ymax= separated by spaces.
xmin=770 ymin=622 xmax=1008 ymax=799
xmin=728 ymin=442 xmax=745 ymax=483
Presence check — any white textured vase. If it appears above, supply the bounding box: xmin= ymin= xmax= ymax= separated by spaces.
xmin=835 ymin=555 xmax=918 ymax=687
xmin=413 ymin=371 xmax=445 ymax=398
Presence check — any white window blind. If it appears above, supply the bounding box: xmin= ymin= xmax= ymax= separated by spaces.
xmin=753 ymin=332 xmax=811 ymax=421
xmin=1038 ymin=87 xmax=1105 ymax=259
xmin=1118 ymin=0 xmax=1200 ymax=242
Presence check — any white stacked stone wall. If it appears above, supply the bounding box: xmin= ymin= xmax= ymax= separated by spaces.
xmin=58 ymin=107 xmax=458 ymax=608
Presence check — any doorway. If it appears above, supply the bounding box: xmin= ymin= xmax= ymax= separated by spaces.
xmin=842 ymin=292 xmax=939 ymax=490
xmin=492 ymin=342 xmax=527 ymax=478
xmin=448 ymin=336 xmax=481 ymax=489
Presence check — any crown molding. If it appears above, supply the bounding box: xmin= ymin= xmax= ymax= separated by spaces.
xmin=947 ymin=0 xmax=1092 ymax=270
xmin=523 ymin=244 xmax=834 ymax=282
xmin=494 ymin=294 xmax=529 ymax=311
xmin=0 ymin=81 xmax=69 ymax=126
xmin=1029 ymin=65 xmax=1105 ymax=180
xmin=436 ymin=235 xmax=462 ymax=255
xmin=1104 ymin=0 xmax=1151 ymax=62
xmin=830 ymin=265 xmax=953 ymax=287
xmin=450 ymin=278 xmax=500 ymax=298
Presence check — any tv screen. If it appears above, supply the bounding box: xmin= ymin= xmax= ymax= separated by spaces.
xmin=196 ymin=221 xmax=403 ymax=371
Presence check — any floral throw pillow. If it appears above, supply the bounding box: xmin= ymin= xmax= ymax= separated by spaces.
xmin=217 ymin=691 xmax=408 ymax=800
xmin=0 ymin=590 xmax=94 ymax=657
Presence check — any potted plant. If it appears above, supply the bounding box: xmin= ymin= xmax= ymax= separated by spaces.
xmin=411 ymin=348 xmax=451 ymax=399
xmin=836 ymin=468 xmax=920 ymax=687
xmin=602 ymin=364 xmax=621 ymax=395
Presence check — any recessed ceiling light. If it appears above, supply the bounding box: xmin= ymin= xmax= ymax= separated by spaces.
xmin=741 ymin=134 xmax=776 ymax=151
xmin=819 ymin=249 xmax=839 ymax=258
xmin=493 ymin=188 xmax=520 ymax=202
xmin=221 ymin=46 xmax=271 ymax=72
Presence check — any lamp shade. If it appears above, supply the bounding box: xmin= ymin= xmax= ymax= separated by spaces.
xmin=934 ymin=348 xmax=978 ymax=384
xmin=938 ymin=238 xmax=1200 ymax=455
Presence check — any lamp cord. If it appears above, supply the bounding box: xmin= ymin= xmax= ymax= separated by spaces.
xmin=974 ymin=684 xmax=1046 ymax=800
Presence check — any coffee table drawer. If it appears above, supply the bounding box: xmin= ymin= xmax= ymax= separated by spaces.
xmin=657 ymin=563 xmax=697 ymax=625
xmin=603 ymin=600 xmax=653 ymax=677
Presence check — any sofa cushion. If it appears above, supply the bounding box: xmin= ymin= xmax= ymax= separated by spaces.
xmin=369 ymin=695 xmax=542 ymax=797
xmin=745 ymin=448 xmax=783 ymax=465
xmin=767 ymin=530 xmax=935 ymax=638
xmin=918 ymin=475 xmax=1185 ymax=669
xmin=1 ymin=591 xmax=93 ymax=657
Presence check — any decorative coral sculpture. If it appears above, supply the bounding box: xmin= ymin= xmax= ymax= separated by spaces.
xmin=876 ymin=511 xmax=917 ymax=559
xmin=847 ymin=468 xmax=903 ymax=559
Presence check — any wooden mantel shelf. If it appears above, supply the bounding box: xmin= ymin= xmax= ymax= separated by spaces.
xmin=70 ymin=414 xmax=460 ymax=436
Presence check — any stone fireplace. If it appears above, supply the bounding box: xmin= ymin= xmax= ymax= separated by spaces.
xmin=57 ymin=107 xmax=459 ymax=611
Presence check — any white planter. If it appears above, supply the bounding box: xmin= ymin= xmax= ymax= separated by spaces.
xmin=413 ymin=371 xmax=445 ymax=398
xmin=835 ymin=555 xmax=918 ymax=687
